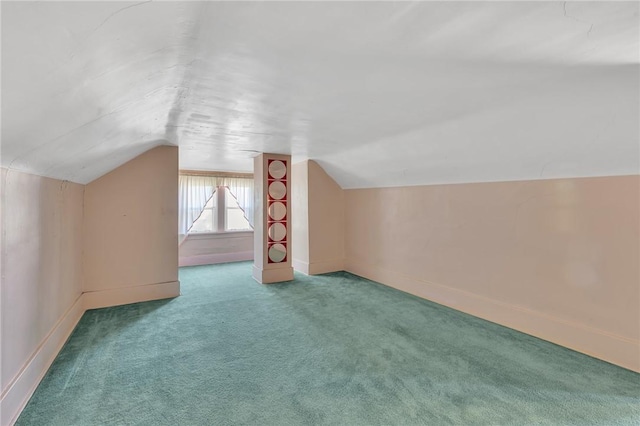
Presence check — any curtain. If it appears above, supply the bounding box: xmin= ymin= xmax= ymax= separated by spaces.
xmin=178 ymin=175 xmax=217 ymax=245
xmin=178 ymin=174 xmax=254 ymax=245
xmin=224 ymin=177 xmax=254 ymax=229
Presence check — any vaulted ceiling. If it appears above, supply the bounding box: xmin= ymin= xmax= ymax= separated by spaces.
xmin=2 ymin=1 xmax=638 ymax=187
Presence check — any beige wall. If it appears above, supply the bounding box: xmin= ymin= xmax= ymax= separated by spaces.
xmin=291 ymin=161 xmax=310 ymax=271
xmin=2 ymin=146 xmax=181 ymax=424
xmin=1 ymin=169 xmax=84 ymax=423
xmin=345 ymin=175 xmax=640 ymax=372
xmin=307 ymin=161 xmax=345 ymax=274
xmin=83 ymin=146 xmax=179 ymax=297
xmin=292 ymin=160 xmax=345 ymax=275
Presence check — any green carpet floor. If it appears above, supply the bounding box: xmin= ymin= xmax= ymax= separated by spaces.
xmin=17 ymin=262 xmax=640 ymax=425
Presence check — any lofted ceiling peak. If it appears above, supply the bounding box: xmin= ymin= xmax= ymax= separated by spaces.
xmin=2 ymin=1 xmax=638 ymax=186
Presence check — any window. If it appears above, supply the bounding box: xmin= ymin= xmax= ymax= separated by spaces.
xmin=225 ymin=189 xmax=251 ymax=231
xmin=190 ymin=186 xmax=252 ymax=233
xmin=190 ymin=194 xmax=217 ymax=233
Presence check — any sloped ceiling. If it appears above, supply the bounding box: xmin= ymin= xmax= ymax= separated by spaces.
xmin=2 ymin=1 xmax=638 ymax=187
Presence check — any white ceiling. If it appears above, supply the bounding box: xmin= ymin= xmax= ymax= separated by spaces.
xmin=2 ymin=1 xmax=638 ymax=187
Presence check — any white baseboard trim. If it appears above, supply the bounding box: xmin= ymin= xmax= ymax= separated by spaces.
xmin=346 ymin=258 xmax=640 ymax=373
xmin=292 ymin=259 xmax=310 ymax=275
xmin=179 ymin=251 xmax=253 ymax=267
xmin=308 ymin=258 xmax=344 ymax=275
xmin=292 ymin=258 xmax=344 ymax=275
xmin=253 ymin=265 xmax=294 ymax=284
xmin=83 ymin=281 xmax=181 ymax=310
xmin=1 ymin=295 xmax=85 ymax=426
xmin=1 ymin=281 xmax=182 ymax=425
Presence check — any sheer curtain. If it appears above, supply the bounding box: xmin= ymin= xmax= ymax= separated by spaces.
xmin=224 ymin=177 xmax=254 ymax=228
xmin=178 ymin=175 xmax=218 ymax=245
xmin=178 ymin=174 xmax=254 ymax=245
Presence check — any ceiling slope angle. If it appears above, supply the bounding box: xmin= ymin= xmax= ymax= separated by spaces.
xmin=1 ymin=1 xmax=638 ymax=187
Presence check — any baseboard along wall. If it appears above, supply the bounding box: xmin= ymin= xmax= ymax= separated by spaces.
xmin=346 ymin=258 xmax=640 ymax=373
xmin=83 ymin=281 xmax=181 ymax=310
xmin=292 ymin=259 xmax=344 ymax=276
xmin=1 ymin=281 xmax=180 ymax=426
xmin=1 ymin=296 xmax=84 ymax=426
xmin=4 ymin=258 xmax=638 ymax=426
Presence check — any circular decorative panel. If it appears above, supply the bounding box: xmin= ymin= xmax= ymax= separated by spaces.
xmin=268 ymin=243 xmax=287 ymax=263
xmin=268 ymin=181 xmax=286 ymax=200
xmin=268 ymin=201 xmax=286 ymax=221
xmin=268 ymin=160 xmax=286 ymax=179
xmin=268 ymin=222 xmax=287 ymax=242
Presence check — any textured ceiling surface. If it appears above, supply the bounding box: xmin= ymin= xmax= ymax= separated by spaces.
xmin=2 ymin=1 xmax=638 ymax=186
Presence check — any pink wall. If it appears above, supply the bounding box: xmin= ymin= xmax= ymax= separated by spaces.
xmin=179 ymin=232 xmax=253 ymax=267
xmin=83 ymin=146 xmax=179 ymax=302
xmin=307 ymin=161 xmax=345 ymax=274
xmin=291 ymin=161 xmax=310 ymax=271
xmin=291 ymin=160 xmax=344 ymax=275
xmin=345 ymin=175 xmax=640 ymax=372
xmin=2 ymin=146 xmax=181 ymax=424
xmin=1 ymin=169 xmax=84 ymax=422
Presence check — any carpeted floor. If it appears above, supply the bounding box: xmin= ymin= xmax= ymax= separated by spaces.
xmin=17 ymin=262 xmax=640 ymax=425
